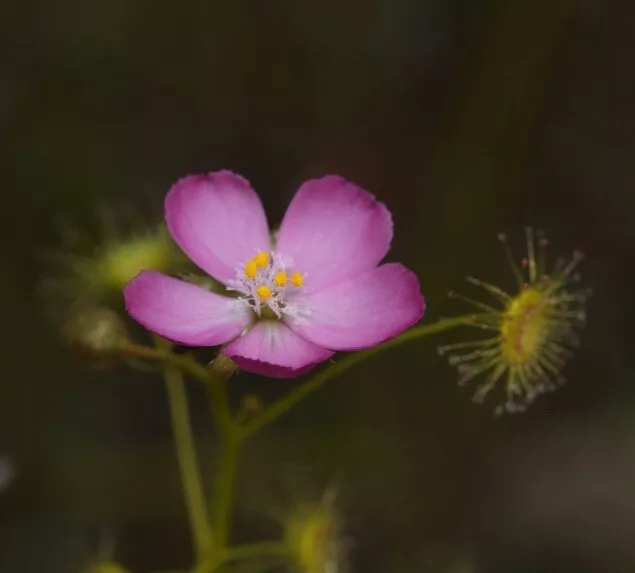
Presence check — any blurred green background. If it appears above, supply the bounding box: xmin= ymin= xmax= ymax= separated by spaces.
xmin=1 ymin=0 xmax=634 ymax=571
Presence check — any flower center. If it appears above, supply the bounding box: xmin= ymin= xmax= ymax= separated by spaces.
xmin=228 ymin=251 xmax=305 ymax=318
xmin=500 ymin=286 xmax=547 ymax=365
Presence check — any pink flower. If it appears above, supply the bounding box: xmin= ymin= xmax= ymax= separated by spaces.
xmin=124 ymin=172 xmax=425 ymax=378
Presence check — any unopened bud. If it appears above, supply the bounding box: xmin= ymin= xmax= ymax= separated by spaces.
xmin=209 ymin=353 xmax=239 ymax=378
xmin=241 ymin=393 xmax=262 ymax=413
xmin=63 ymin=307 xmax=128 ymax=369
xmin=284 ymin=489 xmax=342 ymax=573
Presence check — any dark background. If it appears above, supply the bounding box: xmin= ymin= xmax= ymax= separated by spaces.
xmin=1 ymin=0 xmax=634 ymax=571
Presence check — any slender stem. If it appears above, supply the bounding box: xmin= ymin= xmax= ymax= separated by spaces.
xmin=198 ymin=359 xmax=242 ymax=552
xmin=205 ymin=370 xmax=234 ymax=434
xmin=241 ymin=315 xmax=481 ymax=437
xmin=121 ymin=339 xmax=244 ymax=561
xmin=156 ymin=337 xmax=213 ymax=560
xmin=130 ymin=313 xmax=483 ymax=564
xmin=119 ymin=341 xmax=235 ymax=433
xmin=211 ymin=426 xmax=242 ymax=549
xmin=118 ymin=340 xmax=211 ymax=382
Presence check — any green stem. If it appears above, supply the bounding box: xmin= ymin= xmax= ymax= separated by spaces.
xmin=211 ymin=426 xmax=242 ymax=550
xmin=203 ymin=362 xmax=244 ymax=559
xmin=119 ymin=342 xmax=235 ymax=433
xmin=119 ymin=340 xmax=211 ymax=382
xmin=205 ymin=370 xmax=234 ymax=435
xmin=242 ymin=315 xmax=480 ymax=437
xmin=156 ymin=337 xmax=213 ymax=560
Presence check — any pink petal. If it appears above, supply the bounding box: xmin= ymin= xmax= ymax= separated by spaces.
xmin=124 ymin=270 xmax=253 ymax=346
xmin=275 ymin=176 xmax=393 ymax=291
xmin=222 ymin=321 xmax=334 ymax=378
xmin=165 ymin=171 xmax=270 ymax=285
xmin=286 ymin=263 xmax=425 ymax=350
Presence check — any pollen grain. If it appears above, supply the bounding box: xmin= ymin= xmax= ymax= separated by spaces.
xmin=274 ymin=270 xmax=288 ymax=287
xmin=256 ymin=285 xmax=272 ymax=300
xmin=253 ymin=251 xmax=270 ymax=268
xmin=244 ymin=259 xmax=258 ymax=279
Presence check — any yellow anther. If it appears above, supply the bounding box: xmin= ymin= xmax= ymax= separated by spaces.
xmin=274 ymin=270 xmax=288 ymax=287
xmin=244 ymin=259 xmax=258 ymax=279
xmin=256 ymin=285 xmax=272 ymax=300
xmin=254 ymin=251 xmax=270 ymax=268
xmin=291 ymin=271 xmax=304 ymax=287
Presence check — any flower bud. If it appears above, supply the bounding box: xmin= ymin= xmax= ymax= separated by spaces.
xmin=63 ymin=307 xmax=128 ymax=369
xmin=209 ymin=353 xmax=239 ymax=379
xmin=41 ymin=211 xmax=191 ymax=319
xmin=283 ymin=489 xmax=343 ymax=573
xmin=240 ymin=393 xmax=262 ymax=413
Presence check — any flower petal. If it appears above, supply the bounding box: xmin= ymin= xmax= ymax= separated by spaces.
xmin=165 ymin=171 xmax=270 ymax=284
xmin=275 ymin=176 xmax=393 ymax=291
xmin=286 ymin=263 xmax=425 ymax=350
xmin=124 ymin=270 xmax=253 ymax=346
xmin=222 ymin=321 xmax=334 ymax=378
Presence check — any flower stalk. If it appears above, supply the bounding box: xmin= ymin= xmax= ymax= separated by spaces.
xmin=118 ymin=315 xmax=479 ymax=573
xmin=241 ymin=314 xmax=479 ymax=437
xmin=154 ymin=336 xmax=213 ymax=561
xmin=210 ymin=426 xmax=241 ymax=550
